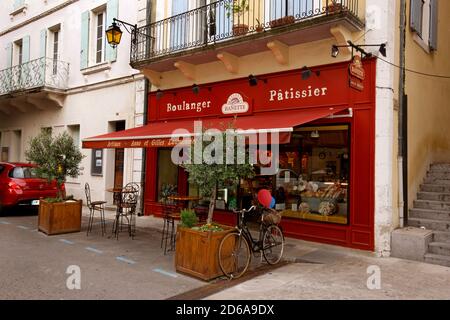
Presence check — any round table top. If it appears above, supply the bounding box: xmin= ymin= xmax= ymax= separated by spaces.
xmin=106 ymin=188 xmax=137 ymax=193
xmin=168 ymin=196 xmax=201 ymax=201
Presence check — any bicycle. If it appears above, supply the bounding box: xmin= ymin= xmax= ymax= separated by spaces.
xmin=218 ymin=205 xmax=284 ymax=279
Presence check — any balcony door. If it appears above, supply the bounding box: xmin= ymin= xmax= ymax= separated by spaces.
xmin=213 ymin=0 xmax=233 ymax=41
xmin=170 ymin=0 xmax=189 ymax=51
xmin=268 ymin=0 xmax=313 ymax=21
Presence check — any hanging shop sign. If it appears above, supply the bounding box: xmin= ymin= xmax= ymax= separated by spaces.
xmin=349 ymin=55 xmax=365 ymax=91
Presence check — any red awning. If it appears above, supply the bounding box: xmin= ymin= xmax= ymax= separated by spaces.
xmin=82 ymin=107 xmax=348 ymax=149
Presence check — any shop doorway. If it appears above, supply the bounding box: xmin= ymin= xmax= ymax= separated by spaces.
xmin=113 ymin=121 xmax=126 ymax=191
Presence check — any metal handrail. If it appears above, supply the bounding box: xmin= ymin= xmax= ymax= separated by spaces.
xmin=0 ymin=57 xmax=69 ymax=96
xmin=130 ymin=0 xmax=361 ymax=63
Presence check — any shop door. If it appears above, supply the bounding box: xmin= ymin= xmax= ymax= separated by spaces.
xmin=113 ymin=121 xmax=126 ymax=192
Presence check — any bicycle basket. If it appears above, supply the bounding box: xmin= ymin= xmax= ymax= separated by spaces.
xmin=262 ymin=210 xmax=282 ymax=225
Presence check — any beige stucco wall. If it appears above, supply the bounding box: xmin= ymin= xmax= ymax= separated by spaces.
xmin=405 ymin=0 xmax=450 ymax=208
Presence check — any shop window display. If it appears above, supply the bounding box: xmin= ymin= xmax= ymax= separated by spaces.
xmin=238 ymin=125 xmax=350 ymax=225
xmin=275 ymin=125 xmax=350 ymax=224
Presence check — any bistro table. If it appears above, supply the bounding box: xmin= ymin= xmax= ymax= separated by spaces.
xmin=107 ymin=187 xmax=138 ymax=239
xmin=168 ymin=195 xmax=201 ymax=210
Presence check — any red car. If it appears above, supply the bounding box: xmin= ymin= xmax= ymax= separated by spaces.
xmin=0 ymin=162 xmax=64 ymax=212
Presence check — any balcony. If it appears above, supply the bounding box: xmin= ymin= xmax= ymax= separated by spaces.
xmin=130 ymin=0 xmax=364 ymax=75
xmin=0 ymin=57 xmax=69 ymax=114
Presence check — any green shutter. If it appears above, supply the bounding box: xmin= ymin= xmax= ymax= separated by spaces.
xmin=106 ymin=0 xmax=119 ymax=62
xmin=6 ymin=43 xmax=13 ymax=68
xmin=40 ymin=29 xmax=47 ymax=58
xmin=22 ymin=35 xmax=30 ymax=63
xmin=80 ymin=11 xmax=90 ymax=69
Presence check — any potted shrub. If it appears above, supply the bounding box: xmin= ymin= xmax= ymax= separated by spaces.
xmin=175 ymin=129 xmax=255 ymax=281
xmin=225 ymin=0 xmax=250 ymax=36
xmin=26 ymin=130 xmax=84 ymax=235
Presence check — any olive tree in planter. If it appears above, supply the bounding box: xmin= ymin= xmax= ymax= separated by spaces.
xmin=175 ymin=128 xmax=255 ymax=281
xmin=26 ymin=130 xmax=84 ymax=235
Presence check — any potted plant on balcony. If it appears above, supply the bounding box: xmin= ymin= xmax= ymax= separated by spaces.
xmin=26 ymin=130 xmax=84 ymax=235
xmin=225 ymin=0 xmax=250 ymax=36
xmin=175 ymin=128 xmax=255 ymax=281
xmin=326 ymin=0 xmax=344 ymax=14
xmin=269 ymin=1 xmax=295 ymax=29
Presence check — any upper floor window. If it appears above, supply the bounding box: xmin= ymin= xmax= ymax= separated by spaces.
xmin=95 ymin=11 xmax=106 ymax=63
xmin=80 ymin=0 xmax=118 ymax=70
xmin=410 ymin=0 xmax=438 ymax=51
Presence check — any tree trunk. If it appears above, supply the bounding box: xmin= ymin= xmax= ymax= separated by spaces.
xmin=207 ymin=185 xmax=216 ymax=225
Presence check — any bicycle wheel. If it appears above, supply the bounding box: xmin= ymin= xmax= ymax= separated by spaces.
xmin=262 ymin=225 xmax=284 ymax=265
xmin=218 ymin=232 xmax=251 ymax=279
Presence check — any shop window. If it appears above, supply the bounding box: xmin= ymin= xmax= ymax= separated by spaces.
xmin=157 ymin=149 xmax=179 ymax=202
xmin=240 ymin=125 xmax=350 ymax=225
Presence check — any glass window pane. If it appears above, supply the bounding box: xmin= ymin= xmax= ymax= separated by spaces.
xmin=273 ymin=125 xmax=350 ymax=225
xmin=157 ymin=149 xmax=178 ymax=202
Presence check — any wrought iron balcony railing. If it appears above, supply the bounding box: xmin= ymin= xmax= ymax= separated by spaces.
xmin=0 ymin=57 xmax=69 ymax=96
xmin=131 ymin=0 xmax=362 ymax=65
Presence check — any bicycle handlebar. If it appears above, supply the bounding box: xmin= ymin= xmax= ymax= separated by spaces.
xmin=233 ymin=205 xmax=256 ymax=214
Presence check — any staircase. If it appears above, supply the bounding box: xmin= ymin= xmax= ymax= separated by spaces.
xmin=408 ymin=163 xmax=450 ymax=267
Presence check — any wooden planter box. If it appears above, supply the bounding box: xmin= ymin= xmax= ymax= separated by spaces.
xmin=175 ymin=225 xmax=234 ymax=281
xmin=38 ymin=199 xmax=82 ymax=235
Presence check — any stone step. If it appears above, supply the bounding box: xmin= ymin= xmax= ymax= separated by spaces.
xmin=417 ymin=192 xmax=450 ymax=202
xmin=410 ymin=208 xmax=450 ymax=221
xmin=426 ymin=172 xmax=450 ymax=180
xmin=424 ymin=253 xmax=450 ymax=267
xmin=413 ymin=200 xmax=450 ymax=211
xmin=430 ymin=163 xmax=450 ymax=172
xmin=408 ymin=217 xmax=450 ymax=232
xmin=424 ymin=177 xmax=450 ymax=185
xmin=428 ymin=242 xmax=450 ymax=256
xmin=433 ymin=231 xmax=450 ymax=242
xmin=420 ymin=184 xmax=450 ymax=193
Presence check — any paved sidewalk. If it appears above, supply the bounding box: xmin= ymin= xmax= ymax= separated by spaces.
xmin=2 ymin=206 xmax=450 ymax=300
xmin=205 ymin=239 xmax=450 ymax=300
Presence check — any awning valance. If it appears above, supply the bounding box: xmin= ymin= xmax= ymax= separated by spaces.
xmin=82 ymin=107 xmax=347 ymax=149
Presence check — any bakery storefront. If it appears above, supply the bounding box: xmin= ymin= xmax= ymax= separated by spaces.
xmin=83 ymin=58 xmax=376 ymax=251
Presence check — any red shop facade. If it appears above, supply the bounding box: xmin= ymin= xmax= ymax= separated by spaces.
xmin=83 ymin=58 xmax=376 ymax=251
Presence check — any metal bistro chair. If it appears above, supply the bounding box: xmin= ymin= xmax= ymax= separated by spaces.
xmin=85 ymin=183 xmax=107 ymax=236
xmin=112 ymin=184 xmax=139 ymax=240
xmin=161 ymin=200 xmax=180 ymax=255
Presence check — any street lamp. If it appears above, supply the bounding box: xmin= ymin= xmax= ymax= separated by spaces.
xmin=105 ymin=21 xmax=123 ymax=48
xmin=105 ymin=18 xmax=137 ymax=48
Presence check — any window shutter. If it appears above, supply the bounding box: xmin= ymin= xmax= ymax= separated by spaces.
xmin=13 ymin=0 xmax=24 ymax=10
xmin=22 ymin=35 xmax=30 ymax=63
xmin=80 ymin=11 xmax=90 ymax=69
xmin=429 ymin=0 xmax=438 ymax=50
xmin=40 ymin=29 xmax=47 ymax=58
xmin=106 ymin=0 xmax=119 ymax=62
xmin=410 ymin=0 xmax=423 ymax=36
xmin=6 ymin=43 xmax=13 ymax=68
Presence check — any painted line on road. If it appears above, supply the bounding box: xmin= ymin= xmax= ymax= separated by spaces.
xmin=0 ymin=221 xmax=12 ymax=225
xmin=153 ymin=268 xmax=178 ymax=278
xmin=86 ymin=247 xmax=103 ymax=254
xmin=17 ymin=225 xmax=30 ymax=230
xmin=59 ymin=239 xmax=75 ymax=245
xmin=116 ymin=256 xmax=136 ymax=265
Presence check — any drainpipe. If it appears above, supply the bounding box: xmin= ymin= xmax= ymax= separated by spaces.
xmin=398 ymin=0 xmax=407 ymax=227
xmin=138 ymin=0 xmax=152 ymax=215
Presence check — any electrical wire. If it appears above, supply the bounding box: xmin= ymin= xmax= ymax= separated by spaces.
xmin=377 ymin=56 xmax=450 ymax=79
